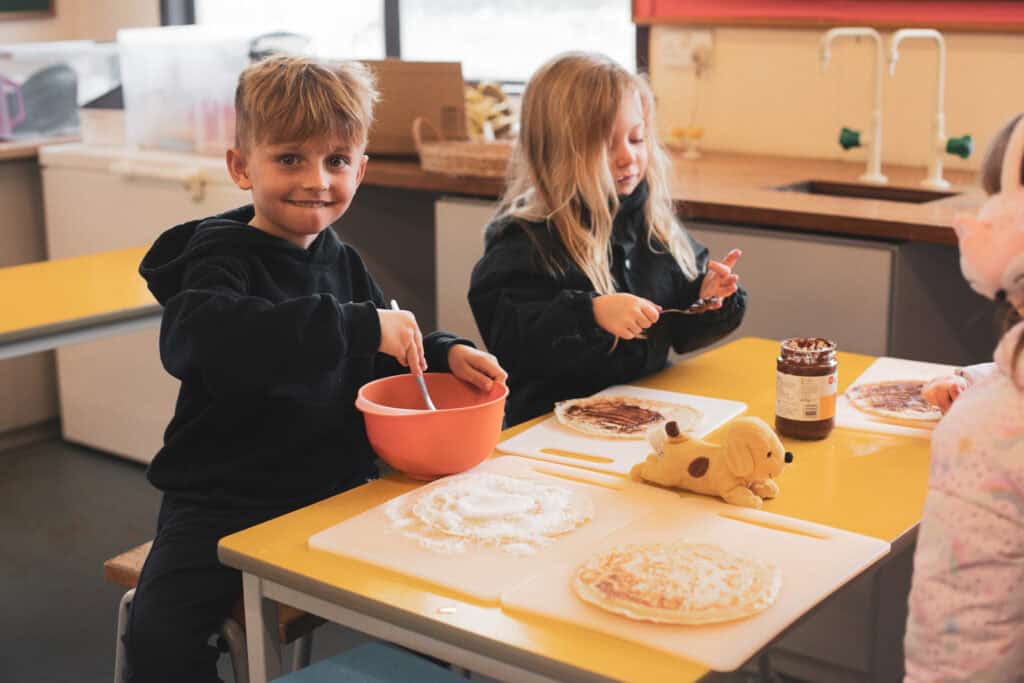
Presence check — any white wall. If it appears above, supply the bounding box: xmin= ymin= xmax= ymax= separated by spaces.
xmin=0 ymin=0 xmax=158 ymax=44
xmin=650 ymin=25 xmax=1024 ymax=172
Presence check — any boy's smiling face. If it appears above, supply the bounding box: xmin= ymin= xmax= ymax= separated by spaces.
xmin=227 ymin=135 xmax=367 ymax=249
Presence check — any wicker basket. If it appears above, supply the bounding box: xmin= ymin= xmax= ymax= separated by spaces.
xmin=412 ymin=117 xmax=513 ymax=179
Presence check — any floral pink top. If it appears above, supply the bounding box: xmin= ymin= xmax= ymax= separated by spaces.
xmin=904 ymin=322 xmax=1024 ymax=682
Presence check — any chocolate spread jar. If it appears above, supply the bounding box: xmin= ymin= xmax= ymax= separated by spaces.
xmin=775 ymin=337 xmax=838 ymax=440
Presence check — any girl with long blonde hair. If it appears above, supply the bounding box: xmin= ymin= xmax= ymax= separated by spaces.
xmin=469 ymin=52 xmax=746 ymax=425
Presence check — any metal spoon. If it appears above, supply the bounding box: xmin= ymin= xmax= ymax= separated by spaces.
xmin=607 ymin=297 xmax=724 ymax=353
xmin=389 ymin=299 xmax=437 ymax=411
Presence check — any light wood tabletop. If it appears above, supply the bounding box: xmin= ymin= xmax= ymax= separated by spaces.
xmin=0 ymin=245 xmax=159 ymax=360
xmin=219 ymin=337 xmax=930 ymax=683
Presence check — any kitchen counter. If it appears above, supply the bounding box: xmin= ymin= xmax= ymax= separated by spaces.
xmin=32 ymin=142 xmax=981 ymax=245
xmin=0 ymin=136 xmax=78 ymax=162
xmin=366 ymin=152 xmax=984 ymax=246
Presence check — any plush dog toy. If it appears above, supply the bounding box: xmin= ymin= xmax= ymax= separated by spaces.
xmin=630 ymin=417 xmax=794 ymax=508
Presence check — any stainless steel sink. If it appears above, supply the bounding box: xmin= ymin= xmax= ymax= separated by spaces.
xmin=775 ymin=179 xmax=958 ymax=204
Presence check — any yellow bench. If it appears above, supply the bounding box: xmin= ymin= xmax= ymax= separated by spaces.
xmin=0 ymin=246 xmax=160 ymax=361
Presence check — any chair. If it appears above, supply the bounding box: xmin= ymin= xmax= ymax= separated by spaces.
xmin=104 ymin=541 xmax=324 ymax=683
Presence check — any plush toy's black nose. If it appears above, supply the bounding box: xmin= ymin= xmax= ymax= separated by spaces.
xmin=784 ymin=451 xmax=794 ymax=463
xmin=996 ymin=289 xmax=1008 ymax=302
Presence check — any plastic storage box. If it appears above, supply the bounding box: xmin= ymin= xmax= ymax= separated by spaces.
xmin=117 ymin=26 xmax=253 ymax=156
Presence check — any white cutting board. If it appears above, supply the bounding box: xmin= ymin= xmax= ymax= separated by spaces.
xmin=836 ymin=356 xmax=955 ymax=439
xmin=501 ymin=495 xmax=890 ymax=672
xmin=307 ymin=456 xmax=676 ymax=603
xmin=495 ymin=385 xmax=747 ymax=474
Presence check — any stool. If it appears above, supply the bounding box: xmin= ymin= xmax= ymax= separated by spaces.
xmin=104 ymin=541 xmax=324 ymax=683
xmin=271 ymin=642 xmax=468 ymax=682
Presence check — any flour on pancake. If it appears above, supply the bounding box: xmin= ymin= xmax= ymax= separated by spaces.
xmin=573 ymin=541 xmax=781 ymax=624
xmin=387 ymin=473 xmax=594 ymax=556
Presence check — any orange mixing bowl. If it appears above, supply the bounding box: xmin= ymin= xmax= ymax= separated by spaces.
xmin=355 ymin=373 xmax=508 ymax=480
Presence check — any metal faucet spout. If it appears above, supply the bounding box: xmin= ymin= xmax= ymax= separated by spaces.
xmin=888 ymin=28 xmax=959 ymax=190
xmin=819 ymin=27 xmax=887 ymax=185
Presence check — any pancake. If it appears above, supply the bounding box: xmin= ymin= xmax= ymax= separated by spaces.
xmin=396 ymin=473 xmax=594 ymax=553
xmin=845 ymin=380 xmax=941 ymax=425
xmin=573 ymin=541 xmax=781 ymax=625
xmin=554 ymin=396 xmax=702 ymax=439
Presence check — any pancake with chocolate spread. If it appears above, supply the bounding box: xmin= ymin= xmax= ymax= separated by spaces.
xmin=554 ymin=396 xmax=702 ymax=439
xmin=845 ymin=380 xmax=941 ymax=425
xmin=573 ymin=541 xmax=782 ymax=624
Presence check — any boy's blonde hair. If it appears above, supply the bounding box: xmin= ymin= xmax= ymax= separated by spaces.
xmin=234 ymin=55 xmax=378 ymax=151
xmin=498 ymin=52 xmax=697 ymax=294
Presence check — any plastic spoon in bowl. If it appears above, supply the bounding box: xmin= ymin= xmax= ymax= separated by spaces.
xmin=389 ymin=299 xmax=437 ymax=411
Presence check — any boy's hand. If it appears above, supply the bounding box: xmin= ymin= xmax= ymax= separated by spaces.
xmin=448 ymin=345 xmax=507 ymax=391
xmin=922 ymin=374 xmax=969 ymax=414
xmin=378 ymin=309 xmax=427 ymax=374
xmin=593 ymin=293 xmax=661 ymax=340
xmin=698 ymin=249 xmax=742 ymax=309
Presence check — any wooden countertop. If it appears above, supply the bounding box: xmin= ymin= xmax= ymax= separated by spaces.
xmin=366 ymin=151 xmax=984 ymax=245
xmin=30 ymin=142 xmax=984 ymax=245
xmin=0 ymin=136 xmax=78 ymax=162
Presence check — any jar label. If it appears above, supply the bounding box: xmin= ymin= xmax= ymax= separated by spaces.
xmin=776 ymin=371 xmax=837 ymax=421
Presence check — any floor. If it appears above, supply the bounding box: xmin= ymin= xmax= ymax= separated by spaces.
xmin=0 ymin=438 xmax=370 ymax=683
xmin=1 ymin=437 xmax=795 ymax=683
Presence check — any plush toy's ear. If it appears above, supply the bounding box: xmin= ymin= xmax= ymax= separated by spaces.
xmin=725 ymin=440 xmax=755 ymax=478
xmin=647 ymin=423 xmax=668 ymax=453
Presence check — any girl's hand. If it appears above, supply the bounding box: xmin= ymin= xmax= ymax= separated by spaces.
xmin=593 ymin=293 xmax=661 ymax=340
xmin=378 ymin=309 xmax=427 ymax=374
xmin=699 ymin=249 xmax=742 ymax=309
xmin=922 ymin=374 xmax=969 ymax=414
xmin=448 ymin=345 xmax=507 ymax=391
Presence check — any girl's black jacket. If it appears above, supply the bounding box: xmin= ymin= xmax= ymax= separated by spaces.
xmin=468 ymin=182 xmax=747 ymax=425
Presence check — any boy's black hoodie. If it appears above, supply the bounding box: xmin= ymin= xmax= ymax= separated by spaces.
xmin=140 ymin=205 xmax=465 ymax=508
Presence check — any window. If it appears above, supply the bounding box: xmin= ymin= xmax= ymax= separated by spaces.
xmin=192 ymin=1 xmax=386 ymax=59
xmin=176 ymin=0 xmax=636 ymax=81
xmin=400 ymin=0 xmax=634 ymax=81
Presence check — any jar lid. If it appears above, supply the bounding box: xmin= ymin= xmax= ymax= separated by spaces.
xmin=780 ymin=337 xmax=836 ymax=354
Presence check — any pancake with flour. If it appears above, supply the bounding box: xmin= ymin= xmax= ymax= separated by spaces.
xmin=554 ymin=396 xmax=702 ymax=439
xmin=409 ymin=472 xmax=594 ymax=546
xmin=573 ymin=541 xmax=781 ymax=625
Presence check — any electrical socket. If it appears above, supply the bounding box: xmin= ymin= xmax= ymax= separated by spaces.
xmin=659 ymin=28 xmax=713 ymax=73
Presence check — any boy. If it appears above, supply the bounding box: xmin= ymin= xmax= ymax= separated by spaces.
xmin=126 ymin=55 xmax=505 ymax=682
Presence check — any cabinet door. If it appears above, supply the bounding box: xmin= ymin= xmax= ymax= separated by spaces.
xmin=435 ymin=197 xmax=497 ymax=349
xmin=0 ymin=159 xmax=58 ymax=438
xmin=41 ymin=162 xmax=247 ymax=462
xmin=42 ymin=165 xmax=246 ymax=258
xmin=685 ymin=221 xmax=895 ymax=356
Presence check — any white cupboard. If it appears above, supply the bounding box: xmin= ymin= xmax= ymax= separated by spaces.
xmin=39 ymin=144 xmax=247 ymax=462
xmin=435 ymin=197 xmax=494 ymax=349
xmin=1 ymin=157 xmax=58 ymax=447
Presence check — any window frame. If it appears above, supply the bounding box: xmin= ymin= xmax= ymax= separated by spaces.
xmin=162 ymin=0 xmax=648 ymax=77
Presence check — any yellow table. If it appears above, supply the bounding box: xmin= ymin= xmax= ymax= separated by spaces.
xmin=0 ymin=245 xmax=158 ymax=360
xmin=219 ymin=338 xmax=931 ymax=683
